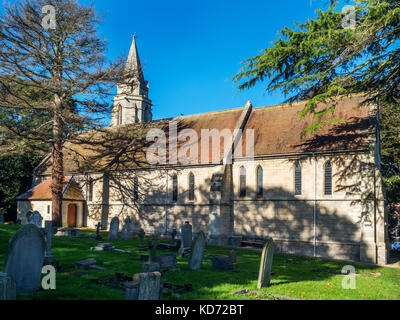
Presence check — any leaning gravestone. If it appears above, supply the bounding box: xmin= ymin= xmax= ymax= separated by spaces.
xmin=0 ymin=273 xmax=16 ymax=300
xmin=4 ymin=224 xmax=45 ymax=294
xmin=257 ymin=238 xmax=275 ymax=289
xmin=188 ymin=231 xmax=206 ymax=270
xmin=133 ymin=272 xmax=162 ymax=300
xmin=108 ymin=217 xmax=119 ymax=241
xmin=28 ymin=211 xmax=43 ymax=228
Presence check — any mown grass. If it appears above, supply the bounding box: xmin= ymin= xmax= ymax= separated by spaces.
xmin=0 ymin=224 xmax=399 ymax=300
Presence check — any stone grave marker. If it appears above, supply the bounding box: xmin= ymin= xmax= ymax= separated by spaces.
xmin=156 ymin=254 xmax=177 ymax=269
xmin=108 ymin=217 xmax=119 ymax=241
xmin=179 ymin=221 xmax=192 ymax=257
xmin=133 ymin=272 xmax=162 ymax=300
xmin=137 ymin=228 xmax=146 ymax=250
xmin=0 ymin=273 xmax=16 ymax=300
xmin=43 ymin=220 xmax=58 ymax=267
xmin=181 ymin=222 xmax=192 ymax=248
xmin=4 ymin=224 xmax=45 ymax=294
xmin=257 ymin=238 xmax=275 ymax=289
xmin=143 ymin=235 xmax=160 ymax=272
xmin=28 ymin=211 xmax=43 ymax=228
xmin=188 ymin=231 xmax=206 ymax=270
xmin=170 ymin=228 xmax=177 ymax=244
xmin=210 ymin=255 xmax=236 ymax=271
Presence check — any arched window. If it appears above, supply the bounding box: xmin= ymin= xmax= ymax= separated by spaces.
xmin=88 ymin=178 xmax=93 ymax=202
xmin=257 ymin=166 xmax=263 ymax=198
xmin=239 ymin=166 xmax=246 ymax=198
xmin=172 ymin=174 xmax=178 ymax=202
xmin=324 ymin=162 xmax=333 ymax=195
xmin=188 ymin=172 xmax=195 ymax=201
xmin=294 ymin=163 xmax=302 ymax=195
xmin=133 ymin=176 xmax=139 ymax=201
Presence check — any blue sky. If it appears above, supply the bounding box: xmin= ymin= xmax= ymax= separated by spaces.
xmin=78 ymin=0 xmax=348 ymax=123
xmin=3 ymin=0 xmax=351 ymax=123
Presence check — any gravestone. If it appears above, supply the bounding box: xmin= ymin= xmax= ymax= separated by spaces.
xmin=181 ymin=222 xmax=192 ymax=248
xmin=43 ymin=220 xmax=58 ymax=267
xmin=211 ymin=255 xmax=236 ymax=271
xmin=137 ymin=228 xmax=146 ymax=250
xmin=0 ymin=211 xmax=4 ymax=224
xmin=121 ymin=230 xmax=133 ymax=241
xmin=108 ymin=217 xmax=119 ymax=241
xmin=143 ymin=235 xmax=160 ymax=272
xmin=4 ymin=224 xmax=45 ymax=294
xmin=133 ymin=272 xmax=162 ymax=300
xmin=179 ymin=222 xmax=192 ymax=257
xmin=156 ymin=254 xmax=177 ymax=269
xmin=257 ymin=238 xmax=275 ymax=289
xmin=125 ymin=281 xmax=138 ymax=300
xmin=121 ymin=217 xmax=133 ymax=240
xmin=170 ymin=228 xmax=177 ymax=244
xmin=188 ymin=231 xmax=206 ymax=270
xmin=0 ymin=273 xmax=16 ymax=300
xmin=28 ymin=211 xmax=43 ymax=228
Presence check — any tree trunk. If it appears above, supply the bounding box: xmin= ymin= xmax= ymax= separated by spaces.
xmin=51 ymin=95 xmax=64 ymax=227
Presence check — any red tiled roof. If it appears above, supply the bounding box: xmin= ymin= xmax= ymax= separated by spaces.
xmin=240 ymin=95 xmax=371 ymax=156
xmin=16 ymin=177 xmax=85 ymax=201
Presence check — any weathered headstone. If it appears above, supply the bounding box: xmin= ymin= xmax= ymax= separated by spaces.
xmin=133 ymin=272 xmax=162 ymax=300
xmin=257 ymin=238 xmax=275 ymax=289
xmin=143 ymin=235 xmax=160 ymax=272
xmin=125 ymin=281 xmax=138 ymax=300
xmin=179 ymin=222 xmax=192 ymax=257
xmin=181 ymin=222 xmax=192 ymax=248
xmin=121 ymin=230 xmax=133 ymax=241
xmin=123 ymin=217 xmax=131 ymax=230
xmin=28 ymin=211 xmax=43 ymax=228
xmin=188 ymin=231 xmax=206 ymax=270
xmin=0 ymin=273 xmax=16 ymax=300
xmin=170 ymin=228 xmax=177 ymax=244
xmin=211 ymin=255 xmax=236 ymax=271
xmin=108 ymin=217 xmax=119 ymax=241
xmin=137 ymin=228 xmax=146 ymax=250
xmin=43 ymin=220 xmax=58 ymax=267
xmin=4 ymin=224 xmax=45 ymax=294
xmin=156 ymin=254 xmax=177 ymax=269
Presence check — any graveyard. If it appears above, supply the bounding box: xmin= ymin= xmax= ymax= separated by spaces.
xmin=0 ymin=223 xmax=399 ymax=300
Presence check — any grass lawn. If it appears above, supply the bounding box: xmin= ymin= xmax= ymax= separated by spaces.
xmin=0 ymin=224 xmax=399 ymax=300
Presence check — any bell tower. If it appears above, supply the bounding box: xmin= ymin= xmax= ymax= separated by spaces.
xmin=111 ymin=36 xmax=152 ymax=127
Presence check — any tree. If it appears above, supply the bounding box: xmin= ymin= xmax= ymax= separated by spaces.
xmin=234 ymin=0 xmax=400 ymax=237
xmin=233 ymin=0 xmax=400 ymax=133
xmin=0 ymin=0 xmax=129 ymax=226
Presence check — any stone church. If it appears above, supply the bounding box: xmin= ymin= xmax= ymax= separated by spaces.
xmin=17 ymin=37 xmax=389 ymax=265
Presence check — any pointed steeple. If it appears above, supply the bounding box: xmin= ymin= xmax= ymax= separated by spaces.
xmin=125 ymin=36 xmax=144 ymax=82
xmin=112 ymin=36 xmax=152 ymax=127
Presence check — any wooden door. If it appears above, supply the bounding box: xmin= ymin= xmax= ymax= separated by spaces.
xmin=67 ymin=204 xmax=77 ymax=227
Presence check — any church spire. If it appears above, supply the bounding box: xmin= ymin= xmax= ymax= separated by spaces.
xmin=111 ymin=36 xmax=152 ymax=127
xmin=125 ymin=36 xmax=143 ymax=81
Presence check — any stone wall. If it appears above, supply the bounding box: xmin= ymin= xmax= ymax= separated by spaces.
xmin=68 ymin=150 xmax=388 ymax=264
